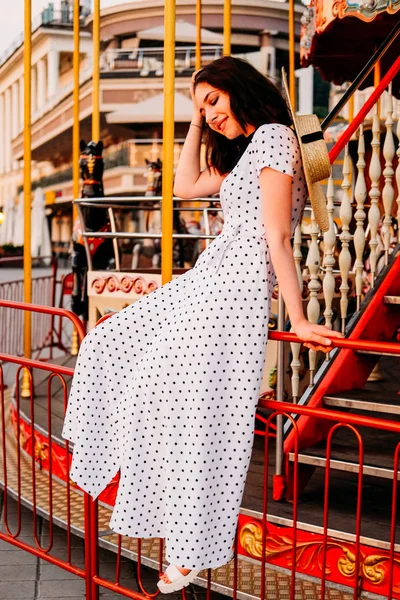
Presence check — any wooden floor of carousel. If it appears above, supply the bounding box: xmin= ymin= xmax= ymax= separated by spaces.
xmin=1 ymin=352 xmax=398 ymax=599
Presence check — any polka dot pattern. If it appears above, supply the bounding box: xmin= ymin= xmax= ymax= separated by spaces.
xmin=62 ymin=123 xmax=307 ymax=571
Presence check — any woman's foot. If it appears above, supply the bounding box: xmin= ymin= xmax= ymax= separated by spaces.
xmin=159 ymin=544 xmax=235 ymax=584
xmin=160 ymin=565 xmax=191 ymax=584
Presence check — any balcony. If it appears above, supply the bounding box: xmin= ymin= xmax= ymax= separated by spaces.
xmin=0 ymin=4 xmax=90 ymax=68
xmin=16 ymin=139 xmax=186 ymax=197
xmin=100 ymin=46 xmax=223 ymax=77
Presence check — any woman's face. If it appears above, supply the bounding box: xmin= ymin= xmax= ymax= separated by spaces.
xmin=194 ymin=82 xmax=254 ymax=139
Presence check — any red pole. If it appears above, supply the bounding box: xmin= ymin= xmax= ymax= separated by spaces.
xmin=329 ymin=55 xmax=400 ymax=163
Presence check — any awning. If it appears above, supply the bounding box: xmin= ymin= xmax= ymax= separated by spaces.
xmin=106 ymin=91 xmax=194 ymax=124
xmin=137 ymin=21 xmax=224 ymax=45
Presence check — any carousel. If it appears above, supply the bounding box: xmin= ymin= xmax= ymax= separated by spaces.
xmin=1 ymin=0 xmax=400 ymax=598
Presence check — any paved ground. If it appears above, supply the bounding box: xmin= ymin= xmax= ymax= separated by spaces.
xmin=0 ymin=496 xmax=187 ymax=600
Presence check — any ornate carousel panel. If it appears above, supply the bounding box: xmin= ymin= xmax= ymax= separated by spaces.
xmin=300 ymin=0 xmax=400 ymax=94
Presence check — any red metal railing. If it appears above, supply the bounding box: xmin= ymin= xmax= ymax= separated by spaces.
xmin=328 ymin=55 xmax=400 ymax=163
xmin=0 ymin=258 xmax=71 ymax=358
xmin=0 ymin=299 xmax=86 ymax=354
xmin=0 ymin=303 xmax=399 ymax=600
xmin=0 ymin=306 xmax=90 ymax=594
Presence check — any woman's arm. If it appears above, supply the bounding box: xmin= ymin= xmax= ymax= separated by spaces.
xmin=173 ymin=116 xmax=225 ymax=199
xmin=173 ymin=74 xmax=226 ymax=199
xmin=259 ymin=167 xmax=342 ymax=352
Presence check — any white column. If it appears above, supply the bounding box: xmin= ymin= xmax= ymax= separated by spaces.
xmin=11 ymin=81 xmax=19 ymax=139
xmin=19 ymin=76 xmax=24 ymax=131
xmin=4 ymin=87 xmax=11 ymax=173
xmin=31 ymin=64 xmax=37 ymax=115
xmin=47 ymin=49 xmax=59 ymax=100
xmin=296 ymin=67 xmax=314 ymax=114
xmin=36 ymin=57 xmax=47 ymax=110
xmin=259 ymin=33 xmax=276 ymax=79
xmin=0 ymin=94 xmax=4 ymax=175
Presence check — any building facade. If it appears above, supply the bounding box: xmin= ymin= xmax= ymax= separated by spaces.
xmin=0 ymin=0 xmax=308 ymax=253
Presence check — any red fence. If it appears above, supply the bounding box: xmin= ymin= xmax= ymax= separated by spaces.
xmin=0 ymin=302 xmax=399 ymax=600
xmin=0 ymin=258 xmax=74 ymax=358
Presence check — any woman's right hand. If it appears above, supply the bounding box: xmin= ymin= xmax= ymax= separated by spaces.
xmin=190 ymin=70 xmax=203 ymax=122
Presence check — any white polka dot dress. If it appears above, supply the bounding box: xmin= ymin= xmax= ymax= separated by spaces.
xmin=62 ymin=123 xmax=307 ymax=570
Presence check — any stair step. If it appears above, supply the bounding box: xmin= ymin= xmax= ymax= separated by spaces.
xmin=383 ymin=295 xmax=400 ymax=305
xmin=356 ymin=349 xmax=400 ymax=357
xmin=323 ymin=395 xmax=400 ymax=415
xmin=288 ymin=453 xmax=399 ymax=480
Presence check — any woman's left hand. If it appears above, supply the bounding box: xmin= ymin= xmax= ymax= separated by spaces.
xmin=292 ymin=319 xmax=343 ymax=353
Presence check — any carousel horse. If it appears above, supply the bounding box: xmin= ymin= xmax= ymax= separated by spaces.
xmin=132 ymin=158 xmax=198 ymax=269
xmin=71 ymin=140 xmax=113 ymax=322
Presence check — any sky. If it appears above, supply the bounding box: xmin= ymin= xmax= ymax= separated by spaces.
xmin=0 ymin=0 xmax=119 ymax=56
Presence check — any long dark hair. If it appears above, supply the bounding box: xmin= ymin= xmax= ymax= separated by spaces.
xmin=194 ymin=56 xmax=292 ymax=174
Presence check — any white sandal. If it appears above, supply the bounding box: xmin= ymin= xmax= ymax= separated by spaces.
xmin=157 ymin=564 xmax=200 ymax=593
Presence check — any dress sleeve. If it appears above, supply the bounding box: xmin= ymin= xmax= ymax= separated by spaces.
xmin=253 ymin=124 xmax=298 ymax=178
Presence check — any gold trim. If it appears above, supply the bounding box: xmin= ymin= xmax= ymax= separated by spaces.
xmin=240 ymin=522 xmax=400 ymax=590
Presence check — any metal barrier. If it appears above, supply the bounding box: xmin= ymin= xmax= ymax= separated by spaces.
xmin=0 ymin=304 xmax=399 ymax=600
xmin=0 ymin=258 xmax=73 ymax=358
xmin=0 ymin=306 xmax=88 ymax=593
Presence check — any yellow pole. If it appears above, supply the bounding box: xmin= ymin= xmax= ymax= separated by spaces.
xmin=288 ymin=0 xmax=296 ymax=111
xmin=223 ymin=0 xmax=231 ymax=56
xmin=348 ymin=93 xmax=354 ymax=123
xmin=374 ymin=58 xmax=381 ymax=87
xmin=22 ymin=0 xmax=32 ymax=397
xmin=161 ymin=0 xmax=176 ymax=285
xmin=71 ymin=0 xmax=81 ymax=357
xmin=73 ymin=0 xmax=80 ymax=208
xmin=92 ymin=0 xmax=100 ymax=141
xmin=195 ymin=0 xmax=202 ymax=70
xmin=194 ymin=0 xmax=202 ymax=222
xmin=374 ymin=58 xmax=381 ymax=115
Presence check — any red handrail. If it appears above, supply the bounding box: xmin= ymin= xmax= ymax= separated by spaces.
xmin=329 ymin=55 xmax=400 ymax=163
xmin=0 ymin=300 xmax=85 ymax=343
xmin=95 ymin=313 xmax=400 ymax=356
xmin=268 ymin=330 xmax=400 ymax=355
xmin=0 ymin=352 xmax=74 ymax=376
xmin=259 ymin=398 xmax=400 ymax=433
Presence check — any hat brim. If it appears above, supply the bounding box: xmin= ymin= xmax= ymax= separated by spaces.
xmin=309 ymin=182 xmax=330 ymax=232
xmin=281 ymin=68 xmax=331 ymax=233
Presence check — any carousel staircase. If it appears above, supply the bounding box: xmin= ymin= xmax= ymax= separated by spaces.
xmin=283 ymin=246 xmax=400 ymax=500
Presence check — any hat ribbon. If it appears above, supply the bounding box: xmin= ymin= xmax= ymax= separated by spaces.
xmin=300 ymin=131 xmax=324 ymax=144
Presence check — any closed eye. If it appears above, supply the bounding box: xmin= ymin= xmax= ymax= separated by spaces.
xmin=211 ymin=97 xmax=218 ymax=106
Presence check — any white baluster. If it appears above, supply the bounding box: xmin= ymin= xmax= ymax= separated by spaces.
xmin=339 ymin=145 xmax=352 ymax=333
xmin=173 ymin=143 xmax=181 ymax=167
xmin=323 ymin=171 xmax=336 ymax=329
xmin=354 ymin=124 xmax=367 ymax=311
xmin=151 ymin=140 xmax=160 ymax=163
xmin=129 ymin=141 xmax=137 ymax=166
xmin=290 ymin=224 xmax=303 ymax=401
xmin=306 ymin=209 xmax=321 ymax=385
xmin=397 ymin=107 xmax=400 ymax=244
xmin=368 ymin=105 xmax=381 ymax=285
xmin=382 ymin=83 xmax=395 ymax=265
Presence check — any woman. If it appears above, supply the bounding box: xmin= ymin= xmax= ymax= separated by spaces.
xmin=62 ymin=56 xmax=342 ymax=594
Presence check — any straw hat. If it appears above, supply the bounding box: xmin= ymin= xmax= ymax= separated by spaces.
xmin=281 ymin=68 xmax=330 ymax=232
